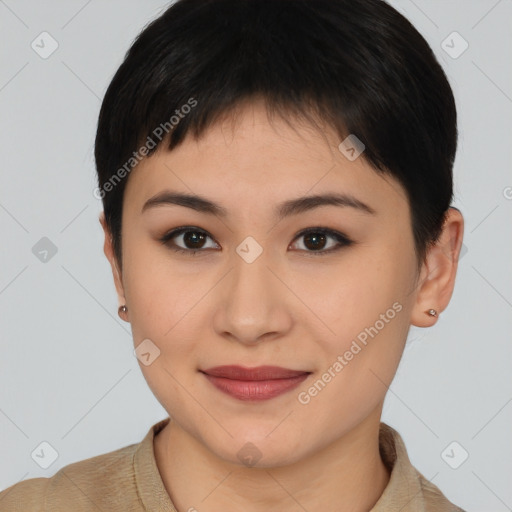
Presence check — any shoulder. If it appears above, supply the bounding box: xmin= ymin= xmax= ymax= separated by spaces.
xmin=0 ymin=441 xmax=140 ymax=512
xmin=417 ymin=472 xmax=467 ymax=512
xmin=0 ymin=477 xmax=50 ymax=511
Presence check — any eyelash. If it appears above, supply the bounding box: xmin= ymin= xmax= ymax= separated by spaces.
xmin=158 ymin=226 xmax=354 ymax=257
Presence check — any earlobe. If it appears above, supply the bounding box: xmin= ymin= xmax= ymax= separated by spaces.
xmin=410 ymin=207 xmax=464 ymax=328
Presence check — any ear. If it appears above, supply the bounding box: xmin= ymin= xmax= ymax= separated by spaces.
xmin=99 ymin=211 xmax=127 ymax=314
xmin=410 ymin=207 xmax=464 ymax=327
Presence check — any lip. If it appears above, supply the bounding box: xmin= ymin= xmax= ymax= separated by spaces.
xmin=200 ymin=365 xmax=311 ymax=401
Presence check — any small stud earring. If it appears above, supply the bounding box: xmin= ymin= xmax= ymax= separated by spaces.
xmin=427 ymin=308 xmax=437 ymax=317
xmin=118 ymin=305 xmax=128 ymax=318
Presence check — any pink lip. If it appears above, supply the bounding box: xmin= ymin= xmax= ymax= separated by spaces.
xmin=200 ymin=365 xmax=311 ymax=401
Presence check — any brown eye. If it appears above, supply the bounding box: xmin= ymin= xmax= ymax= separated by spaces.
xmin=159 ymin=227 xmax=219 ymax=255
xmin=290 ymin=228 xmax=353 ymax=256
xmin=182 ymin=231 xmax=207 ymax=249
xmin=303 ymin=232 xmax=328 ymax=251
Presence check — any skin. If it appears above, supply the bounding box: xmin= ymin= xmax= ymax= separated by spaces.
xmin=100 ymin=100 xmax=464 ymax=512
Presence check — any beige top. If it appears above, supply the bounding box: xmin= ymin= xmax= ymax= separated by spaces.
xmin=0 ymin=418 xmax=466 ymax=511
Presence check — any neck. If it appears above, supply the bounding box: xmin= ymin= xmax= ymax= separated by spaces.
xmin=154 ymin=409 xmax=391 ymax=512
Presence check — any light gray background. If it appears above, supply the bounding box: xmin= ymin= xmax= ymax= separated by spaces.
xmin=0 ymin=1 xmax=511 ymax=510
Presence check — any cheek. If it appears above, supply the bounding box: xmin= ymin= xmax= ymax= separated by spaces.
xmin=296 ymin=243 xmax=415 ymax=382
xmin=121 ymin=243 xmax=206 ymax=391
xmin=126 ymin=274 xmax=203 ymax=415
xmin=122 ymin=238 xmax=190 ymax=332
xmin=294 ymin=246 xmax=411 ymax=333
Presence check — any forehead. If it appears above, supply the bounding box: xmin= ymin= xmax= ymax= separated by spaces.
xmin=124 ymin=101 xmax=408 ymax=220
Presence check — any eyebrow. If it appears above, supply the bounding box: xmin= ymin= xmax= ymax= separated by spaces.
xmin=141 ymin=190 xmax=377 ymax=218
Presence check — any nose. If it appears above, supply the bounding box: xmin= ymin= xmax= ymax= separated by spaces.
xmin=212 ymin=247 xmax=293 ymax=346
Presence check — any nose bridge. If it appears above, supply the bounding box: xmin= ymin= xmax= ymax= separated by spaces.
xmin=213 ymin=239 xmax=291 ymax=343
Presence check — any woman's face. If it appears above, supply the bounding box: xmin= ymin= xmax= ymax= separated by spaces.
xmin=110 ymin=101 xmax=423 ymax=466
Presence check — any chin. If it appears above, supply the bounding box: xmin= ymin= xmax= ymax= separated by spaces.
xmin=205 ymin=426 xmax=309 ymax=469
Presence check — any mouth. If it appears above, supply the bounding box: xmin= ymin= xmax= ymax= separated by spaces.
xmin=199 ymin=365 xmax=312 ymax=401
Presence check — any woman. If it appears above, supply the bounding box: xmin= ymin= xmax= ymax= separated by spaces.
xmin=0 ymin=0 xmax=466 ymax=510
